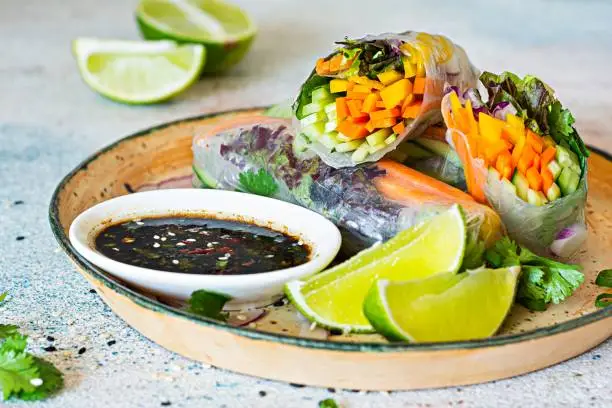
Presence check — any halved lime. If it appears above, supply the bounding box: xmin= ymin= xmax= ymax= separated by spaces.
xmin=73 ymin=38 xmax=205 ymax=104
xmin=285 ymin=205 xmax=467 ymax=333
xmin=363 ymin=266 xmax=520 ymax=342
xmin=135 ymin=0 xmax=256 ymax=74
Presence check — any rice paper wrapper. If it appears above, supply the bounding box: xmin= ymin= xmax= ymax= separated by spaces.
xmin=441 ymin=93 xmax=588 ymax=257
xmin=192 ymin=116 xmax=503 ymax=257
xmin=293 ymin=32 xmax=479 ymax=168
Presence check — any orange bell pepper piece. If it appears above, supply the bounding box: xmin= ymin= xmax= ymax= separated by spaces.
xmin=328 ymin=54 xmax=343 ymax=73
xmin=371 ymin=117 xmax=398 ymax=129
xmin=392 ymin=121 xmax=406 ymax=135
xmin=533 ymin=154 xmax=541 ymax=172
xmin=413 ymin=77 xmax=426 ymax=94
xmin=517 ymin=145 xmax=536 ymax=174
xmin=370 ymin=108 xmax=401 ymax=121
xmin=402 ymin=101 xmax=422 ymax=119
xmin=346 ymin=91 xmax=369 ymax=100
xmin=541 ymin=146 xmax=556 ymax=167
xmin=347 ymin=99 xmax=367 ymax=118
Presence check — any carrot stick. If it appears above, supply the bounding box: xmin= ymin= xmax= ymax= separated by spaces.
xmin=526 ymin=166 xmax=543 ymax=191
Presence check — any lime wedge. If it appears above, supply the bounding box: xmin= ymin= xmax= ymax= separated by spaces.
xmin=363 ymin=266 xmax=520 ymax=342
xmin=135 ymin=0 xmax=256 ymax=73
xmin=73 ymin=38 xmax=205 ymax=104
xmin=285 ymin=205 xmax=467 ymax=333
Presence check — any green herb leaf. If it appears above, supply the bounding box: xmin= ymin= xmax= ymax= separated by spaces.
xmin=0 ymin=325 xmax=19 ymax=341
xmin=187 ymin=290 xmax=232 ymax=321
xmin=293 ymin=74 xmax=330 ymax=119
xmin=1 ymin=334 xmax=28 ymax=354
xmin=485 ymin=237 xmax=584 ymax=310
xmin=319 ymin=398 xmax=340 ymax=408
xmin=238 ymin=168 xmax=279 ymax=197
xmin=595 ymin=293 xmax=612 ymax=308
xmin=0 ymin=348 xmax=39 ymax=400
xmin=16 ymin=357 xmax=64 ymax=401
xmin=0 ymin=293 xmax=6 ymax=303
xmin=595 ymin=269 xmax=612 ymax=288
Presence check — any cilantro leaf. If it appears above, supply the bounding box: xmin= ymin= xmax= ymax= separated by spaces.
xmin=238 ymin=168 xmax=279 ymax=197
xmin=485 ymin=237 xmax=584 ymax=310
xmin=0 ymin=293 xmax=6 ymax=303
xmin=0 ymin=349 xmax=38 ymax=400
xmin=548 ymin=101 xmax=589 ymax=165
xmin=17 ymin=357 xmax=64 ymax=401
xmin=319 ymin=398 xmax=340 ymax=408
xmin=1 ymin=334 xmax=28 ymax=354
xmin=187 ymin=290 xmax=231 ymax=321
xmin=0 ymin=325 xmax=19 ymax=341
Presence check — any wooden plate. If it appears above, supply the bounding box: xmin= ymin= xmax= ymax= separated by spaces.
xmin=49 ymin=108 xmax=612 ymax=391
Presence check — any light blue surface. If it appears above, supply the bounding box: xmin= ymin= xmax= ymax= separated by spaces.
xmin=1 ymin=0 xmax=610 ymax=406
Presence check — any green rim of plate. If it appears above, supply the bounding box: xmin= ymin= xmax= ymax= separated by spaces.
xmin=48 ymin=107 xmax=612 ymax=353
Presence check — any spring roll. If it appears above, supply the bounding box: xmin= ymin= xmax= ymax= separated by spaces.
xmin=293 ymin=32 xmax=478 ymax=168
xmin=441 ymin=71 xmax=588 ymax=258
xmin=192 ymin=116 xmax=503 ymax=263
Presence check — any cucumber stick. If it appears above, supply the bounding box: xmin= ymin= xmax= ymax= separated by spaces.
xmin=558 ymin=167 xmax=580 ymax=196
xmin=351 ymin=142 xmax=371 ymax=162
xmin=300 ymin=111 xmax=326 ymax=128
xmin=512 ymin=172 xmax=530 ymax=202
xmin=546 ymin=183 xmax=561 ymax=201
xmin=319 ymin=132 xmax=340 ymax=150
xmin=336 ymin=140 xmax=363 ymax=153
xmin=366 ymin=128 xmax=392 ymax=146
xmin=302 ymin=121 xmax=326 ymax=140
xmin=312 ymin=86 xmax=332 ymax=102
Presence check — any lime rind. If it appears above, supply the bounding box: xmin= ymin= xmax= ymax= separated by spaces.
xmin=73 ymin=37 xmax=206 ymax=104
xmin=285 ymin=204 xmax=468 ymax=333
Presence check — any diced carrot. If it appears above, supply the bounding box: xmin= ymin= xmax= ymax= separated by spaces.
xmin=526 ymin=166 xmax=542 ymax=191
xmin=346 ymin=81 xmax=355 ymax=91
xmin=337 ymin=120 xmax=368 ymax=139
xmin=370 ymin=108 xmax=401 ymax=121
xmin=316 ymin=59 xmax=330 ymax=75
xmin=328 ymin=54 xmax=343 ymax=73
xmin=336 ymin=97 xmax=349 ymax=122
xmin=392 ymin=121 xmax=406 ymax=135
xmin=517 ymin=145 xmax=536 ymax=174
xmin=541 ymin=146 xmax=556 ymax=167
xmin=526 ymin=130 xmax=544 ymax=154
xmin=402 ymin=101 xmax=422 ymax=119
xmin=533 ymin=154 xmax=541 ymax=172
xmin=347 ymin=99 xmax=364 ymax=118
xmin=339 ymin=56 xmax=355 ymax=70
xmin=541 ymin=167 xmax=554 ymax=191
xmin=352 ymin=84 xmax=371 ymax=94
xmin=347 ymin=115 xmax=369 ymax=124
xmin=365 ymin=121 xmax=375 ymax=133
xmin=346 ymin=91 xmax=369 ymax=100
xmin=361 ymin=93 xmax=380 ymax=113
xmin=401 ymin=94 xmax=415 ymax=114
xmin=413 ymin=77 xmax=426 ymax=94
xmin=375 ymin=101 xmax=386 ymax=108
xmin=502 ymin=165 xmax=513 ymax=180
xmin=371 ymin=117 xmax=397 ymax=129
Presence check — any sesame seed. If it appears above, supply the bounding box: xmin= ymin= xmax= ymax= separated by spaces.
xmin=206 ymin=243 xmax=213 ymax=248
xmin=167 ymin=232 xmax=176 ymax=237
xmin=172 ymin=260 xmax=179 ymax=265
xmin=186 ymin=238 xmax=196 ymax=242
xmin=236 ymin=314 xmax=247 ymax=321
xmin=153 ymin=243 xmax=160 ymax=248
xmin=135 ymin=221 xmax=144 ymax=226
xmin=154 ymin=235 xmax=160 ymax=240
xmin=218 ymin=256 xmax=228 ymax=261
xmin=297 ymin=240 xmax=303 ymax=245
xmin=161 ymin=237 xmax=167 ymax=241
xmin=265 ymin=254 xmax=274 ymax=258
xmin=112 ymin=247 xmax=119 ymax=252
xmin=224 ymin=253 xmax=231 ymax=257
xmin=176 ymin=242 xmax=186 ymax=247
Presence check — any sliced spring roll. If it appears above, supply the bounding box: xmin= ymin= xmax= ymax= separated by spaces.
xmin=293 ymin=32 xmax=478 ymax=168
xmin=192 ymin=116 xmax=503 ymax=262
xmin=441 ymin=71 xmax=588 ymax=258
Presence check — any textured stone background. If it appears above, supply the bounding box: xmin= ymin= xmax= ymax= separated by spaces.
xmin=1 ymin=0 xmax=610 ymax=406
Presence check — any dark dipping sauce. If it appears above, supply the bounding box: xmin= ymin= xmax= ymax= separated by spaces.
xmin=95 ymin=216 xmax=311 ymax=275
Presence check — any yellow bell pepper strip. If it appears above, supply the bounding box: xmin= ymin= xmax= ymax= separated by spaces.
xmin=377 ymin=70 xmax=403 ymax=86
xmin=380 ymin=79 xmax=412 ymax=109
xmin=349 ymin=76 xmax=385 ymax=90
xmin=330 ymin=79 xmax=348 ymax=93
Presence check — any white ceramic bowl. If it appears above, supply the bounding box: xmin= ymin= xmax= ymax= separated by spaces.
xmin=69 ymin=189 xmax=341 ymax=308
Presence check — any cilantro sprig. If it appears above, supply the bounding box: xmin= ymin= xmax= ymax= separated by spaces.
xmin=485 ymin=237 xmax=584 ymax=311
xmin=0 ymin=292 xmax=64 ymax=401
xmin=186 ymin=290 xmax=231 ymax=321
xmin=238 ymin=168 xmax=278 ymax=197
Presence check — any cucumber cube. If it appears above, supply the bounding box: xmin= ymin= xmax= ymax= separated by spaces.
xmin=300 ymin=111 xmax=326 ymax=128
xmin=336 ymin=140 xmax=363 ymax=153
xmin=369 ymin=143 xmax=387 ymax=154
xmin=384 ymin=134 xmax=397 ymax=145
xmin=324 ymin=102 xmax=337 ymax=116
xmin=294 ymin=134 xmax=310 ymax=153
xmin=366 ymin=128 xmax=393 ymax=146
xmin=527 ymin=188 xmax=543 ymax=206
xmin=319 ymin=132 xmax=340 ymax=150
xmin=311 ymin=86 xmax=332 ymax=103
xmin=556 ymin=145 xmax=581 ymax=173
xmin=558 ymin=167 xmax=580 ymax=196
xmin=302 ymin=121 xmax=326 ymax=140
xmin=351 ymin=142 xmax=371 ymax=162
xmin=302 ymin=101 xmax=326 ymax=117
xmin=537 ymin=191 xmax=549 ymax=205
xmin=546 ymin=183 xmax=561 ymax=201
xmin=547 ymin=160 xmax=562 ymax=180
xmin=336 ymin=133 xmax=352 ymax=142
xmin=501 ymin=178 xmax=517 ymax=196
xmin=512 ymin=172 xmax=530 ymax=202
xmin=324 ymin=120 xmax=337 ymax=133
